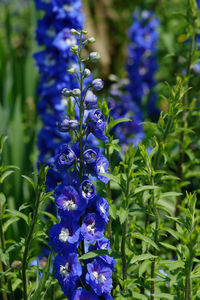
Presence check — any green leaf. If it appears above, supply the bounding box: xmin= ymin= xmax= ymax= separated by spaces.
xmin=132 ymin=233 xmax=159 ymax=250
xmin=22 ymin=175 xmax=36 ymax=190
xmin=0 ymin=170 xmax=15 ymax=184
xmin=79 ymin=250 xmax=110 ymax=260
xmin=159 ymin=242 xmax=178 ymax=251
xmin=6 ymin=209 xmax=29 ymax=225
xmin=139 ymin=260 xmax=151 ymax=277
xmin=131 ymin=292 xmax=148 ymax=300
xmin=0 ymin=193 xmax=6 ymax=206
xmin=154 ymin=293 xmax=176 ymax=299
xmin=109 ymin=204 xmax=117 ymax=220
xmin=130 ymin=254 xmax=157 ymax=264
xmin=162 ymin=227 xmax=181 ymax=240
xmin=160 ymin=192 xmax=182 ymax=199
xmin=134 ymin=185 xmax=159 ymax=194
xmin=3 ymin=217 xmax=19 ymax=232
xmin=118 ymin=207 xmax=129 ymax=225
xmin=99 ymin=173 xmax=120 ymax=185
xmin=108 ymin=118 xmax=131 ymax=133
xmin=40 ymin=211 xmax=57 ymax=223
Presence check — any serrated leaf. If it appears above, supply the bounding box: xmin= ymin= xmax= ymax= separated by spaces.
xmin=130 ymin=254 xmax=157 ymax=264
xmin=6 ymin=209 xmax=29 ymax=225
xmin=132 ymin=233 xmax=159 ymax=250
xmin=108 ymin=118 xmax=131 ymax=133
xmin=118 ymin=207 xmax=129 ymax=225
xmin=134 ymin=185 xmax=159 ymax=194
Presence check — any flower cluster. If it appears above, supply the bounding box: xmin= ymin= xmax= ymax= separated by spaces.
xmin=34 ymin=0 xmax=84 ymax=191
xmin=126 ymin=9 xmax=159 ymax=120
xmin=49 ymin=30 xmax=115 ymax=299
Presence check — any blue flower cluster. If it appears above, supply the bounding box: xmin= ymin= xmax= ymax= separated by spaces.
xmin=49 ymin=30 xmax=115 ymax=299
xmin=126 ymin=9 xmax=159 ymax=120
xmin=34 ymin=0 xmax=84 ymax=191
xmin=109 ymin=78 xmax=144 ymax=149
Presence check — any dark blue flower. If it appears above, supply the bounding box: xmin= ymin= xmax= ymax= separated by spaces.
xmin=55 ymin=185 xmax=86 ymax=219
xmin=84 ymin=91 xmax=98 ymax=110
xmin=55 ymin=145 xmax=76 ymax=171
xmin=49 ymin=220 xmax=80 ymax=253
xmin=81 ymin=213 xmax=105 ymax=243
xmin=86 ymin=259 xmax=113 ymax=296
xmin=81 ymin=180 xmax=96 ymax=201
xmin=83 ymin=149 xmax=98 ymax=164
xmin=86 ymin=110 xmax=108 ymax=142
xmin=54 ymin=253 xmax=82 ymax=298
xmin=71 ymin=288 xmax=99 ymax=300
xmin=96 ymin=197 xmax=109 ymax=223
xmin=58 ymin=118 xmax=79 ymax=132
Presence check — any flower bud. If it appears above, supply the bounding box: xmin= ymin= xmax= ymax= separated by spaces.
xmin=81 ymin=29 xmax=88 ymax=35
xmin=72 ymin=89 xmax=81 ymax=97
xmin=62 ymin=88 xmax=72 ymax=97
xmin=84 ymin=90 xmax=98 ymax=110
xmin=58 ymin=119 xmax=79 ymax=132
xmin=70 ymin=29 xmax=80 ymax=35
xmin=88 ymin=52 xmax=101 ymax=63
xmin=67 ymin=67 xmax=76 ymax=74
xmin=70 ymin=45 xmax=79 ymax=53
xmin=11 ymin=261 xmax=22 ymax=270
xmin=83 ymin=37 xmax=96 ymax=46
xmin=83 ymin=68 xmax=91 ymax=78
xmin=91 ymin=78 xmax=104 ymax=91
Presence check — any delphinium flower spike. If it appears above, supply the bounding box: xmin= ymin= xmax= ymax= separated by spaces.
xmin=34 ymin=0 xmax=85 ymax=191
xmin=49 ymin=29 xmax=115 ymax=299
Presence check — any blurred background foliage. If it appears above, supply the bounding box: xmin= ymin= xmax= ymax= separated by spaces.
xmin=0 ymin=0 xmax=197 ymax=240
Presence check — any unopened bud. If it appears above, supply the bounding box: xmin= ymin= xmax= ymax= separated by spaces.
xmin=70 ymin=45 xmax=79 ymax=53
xmin=91 ymin=78 xmax=104 ymax=91
xmin=83 ymin=68 xmax=91 ymax=78
xmin=72 ymin=89 xmax=81 ymax=97
xmin=67 ymin=67 xmax=76 ymax=74
xmin=81 ymin=29 xmax=88 ymax=35
xmin=70 ymin=29 xmax=80 ymax=35
xmin=12 ymin=260 xmax=22 ymax=270
xmin=88 ymin=52 xmax=101 ymax=63
xmin=62 ymin=88 xmax=72 ymax=97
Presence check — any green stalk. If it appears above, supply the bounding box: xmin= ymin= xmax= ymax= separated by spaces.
xmin=22 ymin=187 xmax=41 ymax=300
xmin=0 ymin=199 xmax=15 ymax=300
xmin=185 ymin=248 xmax=193 ymax=300
xmin=106 ymin=145 xmax=112 ymax=246
xmin=150 ymin=177 xmax=160 ymax=300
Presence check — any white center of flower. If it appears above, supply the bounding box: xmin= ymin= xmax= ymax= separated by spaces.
xmin=60 ymin=263 xmax=69 ymax=277
xmin=98 ymin=163 xmax=105 ymax=174
xmin=47 ymin=27 xmax=56 ymax=38
xmin=63 ymin=4 xmax=74 ymax=12
xmin=63 ymin=200 xmax=77 ymax=211
xmin=59 ymin=228 xmax=69 ymax=242
xmin=92 ymin=271 xmax=106 ymax=283
xmin=101 ymin=243 xmax=107 ymax=249
xmin=99 ymin=204 xmax=105 ymax=214
xmin=65 ymin=37 xmax=77 ymax=46
xmin=87 ymin=221 xmax=96 ymax=234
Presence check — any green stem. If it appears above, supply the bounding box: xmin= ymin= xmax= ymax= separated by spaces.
xmin=175 ymin=34 xmax=196 ymax=218
xmin=150 ymin=178 xmax=160 ymax=300
xmin=0 ymin=200 xmax=15 ymax=300
xmin=106 ymin=145 xmax=112 ymax=246
xmin=185 ymin=257 xmax=192 ymax=300
xmin=22 ymin=188 xmax=41 ymax=300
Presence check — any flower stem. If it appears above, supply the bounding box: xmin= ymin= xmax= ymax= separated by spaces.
xmin=106 ymin=145 xmax=112 ymax=246
xmin=22 ymin=187 xmax=41 ymax=300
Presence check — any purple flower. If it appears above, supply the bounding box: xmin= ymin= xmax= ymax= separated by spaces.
xmin=86 ymin=109 xmax=108 ymax=142
xmin=54 ymin=253 xmax=82 ymax=298
xmin=49 ymin=220 xmax=80 ymax=253
xmin=81 ymin=180 xmax=96 ymax=201
xmin=86 ymin=259 xmax=113 ymax=296
xmin=81 ymin=213 xmax=105 ymax=243
xmin=91 ymin=78 xmax=104 ymax=91
xmin=84 ymin=91 xmax=98 ymax=110
xmin=71 ymin=288 xmax=99 ymax=300
xmin=55 ymin=146 xmax=76 ymax=171
xmin=55 ymin=185 xmax=86 ymax=219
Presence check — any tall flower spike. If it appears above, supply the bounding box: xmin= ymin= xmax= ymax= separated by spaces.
xmin=48 ymin=29 xmax=114 ymax=299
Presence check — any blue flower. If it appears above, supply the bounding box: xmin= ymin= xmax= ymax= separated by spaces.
xmin=54 ymin=253 xmax=82 ymax=298
xmin=55 ymin=145 xmax=76 ymax=171
xmin=96 ymin=197 xmax=109 ymax=223
xmin=86 ymin=109 xmax=108 ymax=142
xmin=86 ymin=259 xmax=113 ymax=296
xmin=84 ymin=91 xmax=98 ymax=110
xmin=81 ymin=180 xmax=96 ymax=201
xmin=81 ymin=213 xmax=105 ymax=243
xmin=95 ymin=156 xmax=109 ymax=184
xmin=58 ymin=118 xmax=79 ymax=132
xmin=91 ymin=79 xmax=104 ymax=91
xmin=83 ymin=149 xmax=98 ymax=164
xmin=71 ymin=288 xmax=99 ymax=300
xmin=49 ymin=220 xmax=80 ymax=253
xmin=55 ymin=185 xmax=86 ymax=219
